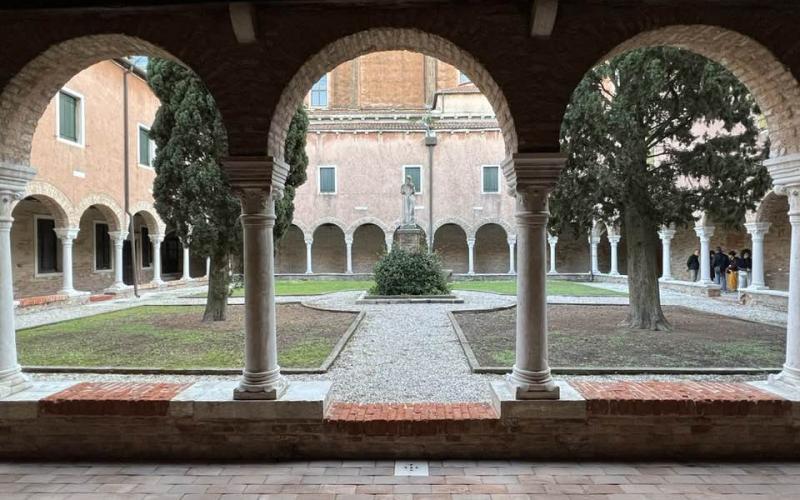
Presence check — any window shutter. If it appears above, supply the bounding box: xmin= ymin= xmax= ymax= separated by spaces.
xmin=320 ymin=167 xmax=336 ymax=193
xmin=406 ymin=167 xmax=422 ymax=192
xmin=483 ymin=166 xmax=499 ymax=193
xmin=59 ymin=92 xmax=78 ymax=142
xmin=95 ymin=223 xmax=111 ymax=270
xmin=139 ymin=128 xmax=151 ymax=166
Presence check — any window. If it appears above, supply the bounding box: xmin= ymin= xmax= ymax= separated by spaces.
xmin=57 ymin=89 xmax=83 ymax=145
xmin=35 ymin=217 xmax=61 ymax=274
xmin=94 ymin=222 xmax=112 ymax=271
xmin=458 ymin=71 xmax=471 ymax=84
xmin=140 ymin=226 xmax=152 ymax=268
xmin=311 ymin=74 xmax=328 ymax=108
xmin=138 ymin=124 xmax=156 ymax=167
xmin=403 ymin=165 xmax=423 ymax=194
xmin=482 ymin=165 xmax=500 ymax=193
xmin=318 ymin=166 xmax=337 ymax=194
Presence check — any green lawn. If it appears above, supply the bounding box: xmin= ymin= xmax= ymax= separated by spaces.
xmin=17 ymin=304 xmax=357 ymax=369
xmin=212 ymin=278 xmax=623 ymax=297
xmin=451 ymin=280 xmax=626 ymax=297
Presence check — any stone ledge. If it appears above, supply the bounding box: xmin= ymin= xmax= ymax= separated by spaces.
xmin=490 ymin=381 xmax=586 ymax=419
xmin=658 ymin=279 xmax=722 ymax=297
xmin=356 ymin=293 xmax=464 ymax=304
xmin=739 ymin=287 xmax=789 ymax=312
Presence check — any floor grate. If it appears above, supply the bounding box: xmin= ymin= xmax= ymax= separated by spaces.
xmin=394 ymin=460 xmax=429 ymax=476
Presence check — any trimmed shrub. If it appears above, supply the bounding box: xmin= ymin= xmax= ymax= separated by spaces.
xmin=371 ymin=249 xmax=450 ymax=296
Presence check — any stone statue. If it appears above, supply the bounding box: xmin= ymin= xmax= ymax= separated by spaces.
xmin=401 ymin=175 xmax=416 ymax=226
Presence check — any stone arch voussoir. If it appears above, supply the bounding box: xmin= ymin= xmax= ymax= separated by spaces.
xmin=603 ymin=25 xmax=800 ymax=157
xmin=15 ymin=180 xmax=77 ymax=228
xmin=472 ymin=218 xmax=514 ymax=240
xmin=75 ymin=193 xmax=124 ymax=232
xmin=130 ymin=201 xmax=165 ymax=235
xmin=268 ymin=28 xmax=518 ymax=162
xmin=346 ymin=217 xmax=391 ymax=238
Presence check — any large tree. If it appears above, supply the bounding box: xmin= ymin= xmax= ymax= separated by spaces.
xmin=148 ymin=58 xmax=308 ymax=321
xmin=551 ymin=47 xmax=770 ymax=331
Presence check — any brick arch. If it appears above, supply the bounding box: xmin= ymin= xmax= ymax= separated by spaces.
xmin=602 ymin=25 xmax=800 ymax=157
xmin=267 ymin=28 xmax=518 ymax=162
xmin=75 ymin=194 xmax=124 ymax=232
xmin=14 ymin=181 xmax=76 ymax=228
xmin=472 ymin=218 xmax=513 ymax=240
xmin=754 ymin=189 xmax=789 ymax=225
xmin=346 ymin=217 xmax=391 ymax=238
xmin=130 ymin=202 xmax=165 ymax=235
xmin=0 ymin=34 xmax=185 ymax=166
xmin=433 ymin=217 xmax=471 ymax=239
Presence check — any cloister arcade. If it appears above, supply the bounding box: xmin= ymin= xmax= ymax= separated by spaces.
xmin=0 ymin=2 xmax=799 ymax=407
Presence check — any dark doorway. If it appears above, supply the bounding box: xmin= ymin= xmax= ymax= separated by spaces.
xmin=161 ymin=231 xmax=182 ymax=276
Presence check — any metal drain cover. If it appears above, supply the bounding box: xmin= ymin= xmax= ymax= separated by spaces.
xmin=394 ymin=460 xmax=429 ymax=476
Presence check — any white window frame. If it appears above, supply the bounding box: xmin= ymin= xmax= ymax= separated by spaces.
xmin=310 ymin=73 xmax=330 ymax=109
xmin=318 ymin=165 xmax=337 ymax=195
xmin=458 ymin=71 xmax=471 ymax=85
xmin=92 ymin=220 xmax=114 ymax=273
xmin=403 ymin=165 xmax=424 ymax=195
xmin=481 ymin=164 xmax=501 ymax=194
xmin=33 ymin=214 xmax=62 ymax=278
xmin=137 ymin=123 xmax=156 ymax=169
xmin=56 ymin=87 xmax=85 ymax=148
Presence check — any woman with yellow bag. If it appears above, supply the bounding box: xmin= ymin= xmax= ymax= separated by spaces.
xmin=726 ymin=250 xmax=739 ymax=292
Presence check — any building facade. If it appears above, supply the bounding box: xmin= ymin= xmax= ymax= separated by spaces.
xmin=10 ymin=59 xmax=204 ymax=302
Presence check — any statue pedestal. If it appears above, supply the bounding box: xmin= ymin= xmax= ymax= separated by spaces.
xmin=395 ymin=225 xmax=426 ymax=252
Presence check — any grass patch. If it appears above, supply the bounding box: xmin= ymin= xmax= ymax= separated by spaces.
xmin=17 ymin=304 xmax=357 ymax=370
xmin=451 ymin=280 xmax=625 ymax=297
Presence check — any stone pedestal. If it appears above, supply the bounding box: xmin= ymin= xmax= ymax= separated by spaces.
xmin=395 ymin=225 xmax=425 ymax=252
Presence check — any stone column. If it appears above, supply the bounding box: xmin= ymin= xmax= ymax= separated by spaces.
xmin=658 ymin=226 xmax=676 ymax=281
xmin=107 ymin=230 xmax=128 ymax=291
xmin=694 ymin=223 xmax=715 ymax=284
xmin=205 ymin=256 xmax=211 ymax=278
xmin=467 ymin=237 xmax=476 ymax=275
xmin=0 ymin=164 xmax=36 ymax=398
xmin=385 ymin=234 xmax=393 ymax=253
xmin=304 ymin=237 xmax=313 ymax=275
xmin=507 ymin=236 xmax=516 ymax=274
xmin=745 ymin=222 xmax=770 ymax=289
xmin=589 ymin=235 xmax=600 ymax=274
xmin=54 ymin=227 xmax=80 ymax=296
xmin=345 ymin=235 xmax=354 ymax=274
xmin=181 ymin=245 xmax=192 ymax=281
xmin=507 ymin=186 xmax=560 ymax=399
xmin=547 ymin=234 xmax=558 ymax=274
xmin=150 ymin=233 xmax=165 ymax=286
xmin=234 ymin=187 xmax=287 ymax=399
xmin=608 ymin=235 xmax=621 ymax=276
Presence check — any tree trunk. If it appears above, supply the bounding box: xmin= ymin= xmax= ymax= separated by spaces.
xmin=203 ymin=248 xmax=229 ymax=322
xmin=624 ymin=205 xmax=672 ymax=331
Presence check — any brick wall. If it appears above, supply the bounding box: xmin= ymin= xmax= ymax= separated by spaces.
xmin=669 ymin=225 xmax=749 ymax=282
xmin=554 ymin=230 xmax=590 ymax=274
xmin=276 ymin=225 xmax=307 ymax=274
xmin=474 ymin=223 xmax=509 ymax=273
xmin=10 ymin=199 xmax=62 ymax=298
xmin=312 ymin=224 xmax=346 ymax=273
xmin=73 ymin=206 xmax=115 ymax=292
xmin=433 ymin=223 xmax=468 ymax=273
xmin=351 ymin=223 xmax=385 ymax=273
xmin=762 ymin=196 xmax=791 ymax=291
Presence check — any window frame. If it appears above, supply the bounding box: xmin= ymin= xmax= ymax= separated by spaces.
xmin=317 ymin=165 xmax=337 ymax=195
xmin=92 ymin=220 xmax=113 ymax=273
xmin=403 ymin=165 xmax=424 ymax=195
xmin=310 ymin=73 xmax=329 ymax=109
xmin=56 ymin=87 xmax=85 ymax=147
xmin=137 ymin=123 xmax=156 ymax=169
xmin=481 ymin=164 xmax=501 ymax=194
xmin=33 ymin=214 xmax=62 ymax=277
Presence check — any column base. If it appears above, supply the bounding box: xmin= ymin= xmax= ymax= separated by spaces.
xmin=609 ymin=271 xmax=620 ymax=276
xmin=150 ymin=279 xmax=165 ymax=287
xmin=547 ymin=270 xmax=558 ymax=275
xmin=58 ymin=289 xmax=89 ymax=298
xmin=658 ymin=276 xmax=674 ymax=282
xmin=506 ymin=367 xmax=560 ymax=400
xmin=768 ymin=365 xmax=800 ymax=393
xmin=0 ymin=366 xmax=32 ymax=399
xmin=233 ymin=369 xmax=288 ymax=400
xmin=105 ymin=283 xmax=132 ymax=294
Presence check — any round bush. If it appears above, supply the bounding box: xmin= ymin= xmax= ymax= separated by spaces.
xmin=371 ymin=249 xmax=450 ymax=296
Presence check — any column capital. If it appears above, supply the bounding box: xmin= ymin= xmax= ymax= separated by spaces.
xmin=501 ymin=152 xmax=567 ymax=194
xmin=222 ymin=155 xmax=289 ymax=198
xmin=694 ymin=224 xmax=715 ymax=240
xmin=53 ymin=227 xmax=79 ymax=241
xmin=744 ymin=221 xmax=771 ymax=236
xmin=466 ymin=237 xmax=476 ymax=246
xmin=658 ymin=227 xmax=676 ymax=241
xmin=589 ymin=235 xmax=601 ymax=245
xmin=764 ymin=154 xmax=800 ymax=188
xmin=236 ymin=187 xmax=277 ymax=216
xmin=149 ymin=232 xmax=165 ymax=244
xmin=0 ymin=163 xmax=36 ymax=220
xmin=507 ymin=236 xmax=517 ymax=245
xmin=344 ymin=235 xmax=354 ymax=245
xmin=547 ymin=234 xmax=558 ymax=245
xmin=108 ymin=230 xmax=129 ymax=242
xmin=304 ymin=237 xmax=313 ymax=246
xmin=608 ymin=235 xmax=621 ymax=244
xmin=774 ymin=183 xmax=800 ymax=217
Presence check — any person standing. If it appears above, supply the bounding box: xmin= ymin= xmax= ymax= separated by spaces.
xmin=686 ymin=249 xmax=700 ymax=282
xmin=713 ymin=246 xmax=730 ymax=292
xmin=738 ymin=249 xmax=752 ymax=289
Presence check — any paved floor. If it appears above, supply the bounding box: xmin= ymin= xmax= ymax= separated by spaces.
xmin=1 ymin=460 xmax=798 ymax=499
